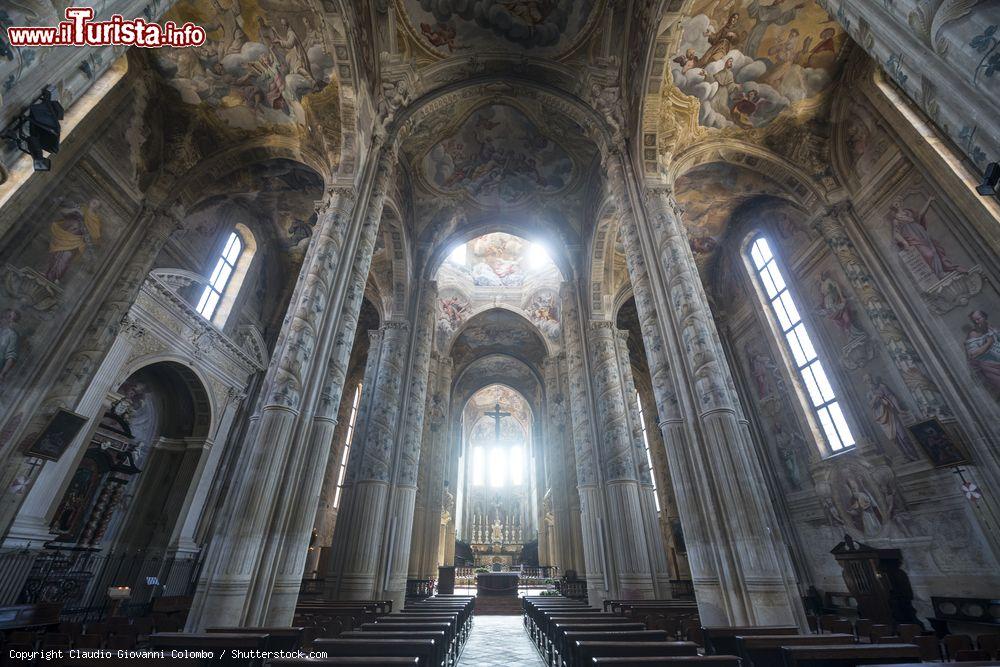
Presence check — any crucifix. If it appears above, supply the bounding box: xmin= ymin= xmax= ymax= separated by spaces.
xmin=485 ymin=402 xmax=510 ymax=446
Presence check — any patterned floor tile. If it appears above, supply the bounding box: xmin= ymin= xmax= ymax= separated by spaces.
xmin=458 ymin=615 xmax=544 ymax=666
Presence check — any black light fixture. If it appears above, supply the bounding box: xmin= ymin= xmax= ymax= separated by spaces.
xmin=1 ymin=86 xmax=64 ymax=172
xmin=977 ymin=162 xmax=1000 ymax=200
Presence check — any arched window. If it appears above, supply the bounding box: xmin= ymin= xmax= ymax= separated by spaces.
xmin=197 ymin=231 xmax=243 ymax=320
xmin=333 ymin=382 xmax=363 ymax=509
xmin=748 ymin=236 xmax=856 ymax=454
xmin=635 ymin=390 xmax=660 ymax=512
xmin=196 ymin=224 xmax=256 ymax=326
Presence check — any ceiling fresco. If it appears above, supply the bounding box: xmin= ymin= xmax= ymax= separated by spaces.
xmin=452 ymin=354 xmax=542 ymax=409
xmin=674 ymin=161 xmax=788 ymax=270
xmin=669 ymin=0 xmax=847 ymax=129
xmin=398 ymin=0 xmax=603 ymax=57
xmin=155 ymin=0 xmax=341 ymax=138
xmin=419 ymin=104 xmax=576 ymax=207
xmin=450 ymin=309 xmax=547 ymax=370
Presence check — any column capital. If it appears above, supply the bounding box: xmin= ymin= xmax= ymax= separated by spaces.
xmin=589 ymin=320 xmax=616 ymax=332
xmin=382 ymin=319 xmax=410 ymax=332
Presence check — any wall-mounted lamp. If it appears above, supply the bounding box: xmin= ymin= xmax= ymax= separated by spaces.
xmin=1 ymin=86 xmax=63 ymax=172
xmin=977 ymin=162 xmax=1000 ymax=201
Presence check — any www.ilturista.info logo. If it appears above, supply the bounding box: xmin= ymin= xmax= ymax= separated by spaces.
xmin=6 ymin=7 xmax=206 ymax=48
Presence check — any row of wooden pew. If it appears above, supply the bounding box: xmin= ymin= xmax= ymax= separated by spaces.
xmin=523 ymin=595 xmax=967 ymax=667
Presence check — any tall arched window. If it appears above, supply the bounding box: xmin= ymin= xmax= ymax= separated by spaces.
xmin=635 ymin=389 xmax=661 ymax=513
xmin=748 ymin=236 xmax=856 ymax=454
xmin=197 ymin=231 xmax=243 ymax=320
xmin=333 ymin=382 xmax=363 ymax=509
xmin=196 ymin=224 xmax=257 ymax=326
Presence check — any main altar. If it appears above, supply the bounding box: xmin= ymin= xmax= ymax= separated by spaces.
xmin=469 ymin=514 xmax=524 ymax=568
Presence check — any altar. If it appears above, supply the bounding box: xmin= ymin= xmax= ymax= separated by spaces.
xmin=476 ymin=572 xmax=519 ymax=597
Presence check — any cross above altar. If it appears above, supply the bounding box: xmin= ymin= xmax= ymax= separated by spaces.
xmin=485 ymin=401 xmax=510 ymax=444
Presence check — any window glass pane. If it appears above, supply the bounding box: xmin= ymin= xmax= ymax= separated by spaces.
xmin=510 ymin=446 xmax=523 ymax=486
xmin=811 ymin=363 xmax=837 ymax=403
xmin=772 ymin=296 xmax=793 ymax=331
xmin=332 ymin=485 xmax=342 ymax=508
xmin=225 ymin=235 xmax=243 ymax=264
xmin=759 ymin=266 xmax=779 ymax=298
xmin=209 ymin=258 xmax=227 ymax=286
xmin=816 ymin=406 xmax=843 ymax=450
xmin=202 ymin=291 xmax=220 ymax=318
xmin=765 ymin=262 xmax=786 ymax=296
xmin=828 ymin=402 xmax=856 ymax=447
xmin=800 ymin=364 xmax=825 ymax=406
xmin=222 ymin=232 xmax=239 ymax=258
xmin=489 ymin=448 xmax=505 ymax=487
xmin=793 ymin=326 xmax=817 ymax=364
xmin=778 ymin=291 xmax=800 ymax=325
xmin=785 ymin=328 xmax=808 ymax=367
xmin=213 ymin=263 xmax=233 ymax=290
xmin=473 ymin=447 xmax=485 ymax=486
xmin=754 ymin=238 xmax=773 ymax=265
xmin=653 ymin=493 xmax=661 ymax=513
xmin=750 ymin=243 xmax=766 ymax=269
xmin=196 ymin=287 xmax=213 ymax=315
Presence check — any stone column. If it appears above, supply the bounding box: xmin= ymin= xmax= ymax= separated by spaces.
xmin=590 ymin=321 xmax=656 ymax=599
xmin=384 ymin=281 xmax=438 ymax=609
xmin=3 ymin=203 xmax=181 ymax=545
xmin=607 ymin=147 xmax=804 ymax=625
xmin=617 ymin=330 xmax=672 ymax=598
xmin=324 ymin=319 xmax=409 ymax=600
xmin=813 ymin=203 xmax=1000 ymax=557
xmin=542 ymin=355 xmax=571 ymax=571
xmin=819 ymin=0 xmax=1000 ymax=174
xmin=559 ymin=282 xmax=609 ymax=603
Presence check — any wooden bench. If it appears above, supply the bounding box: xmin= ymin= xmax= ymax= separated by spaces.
xmin=702 ymin=625 xmax=800 ymax=656
xmin=360 ymin=621 xmax=457 ymax=658
xmin=562 ymin=631 xmax=671 ymax=667
xmin=206 ymin=626 xmax=307 ymax=650
xmin=149 ymin=632 xmax=271 ymax=666
xmin=574 ymin=641 xmax=699 ymax=667
xmin=550 ymin=623 xmax=646 ymax=666
xmin=780 ymin=643 xmax=922 ymax=666
xmin=268 ymin=659 xmax=420 ymax=666
xmin=312 ymin=638 xmax=437 ymax=667
xmin=339 ymin=630 xmax=448 ymax=667
xmin=735 ymin=633 xmax=854 ymax=667
xmin=591 ymin=658 xmax=742 ymax=666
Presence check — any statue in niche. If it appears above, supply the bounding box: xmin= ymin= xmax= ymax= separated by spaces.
xmin=491 ymin=518 xmax=504 ymax=543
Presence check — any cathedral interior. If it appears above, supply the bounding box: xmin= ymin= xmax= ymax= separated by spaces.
xmin=1 ymin=0 xmax=999 ymax=663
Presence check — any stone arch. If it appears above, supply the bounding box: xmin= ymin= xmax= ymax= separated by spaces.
xmin=113 ymin=358 xmax=214 ymax=440
xmin=446 ymin=306 xmax=557 ymax=364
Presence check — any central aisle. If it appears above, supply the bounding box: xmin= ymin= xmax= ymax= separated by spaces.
xmin=458 ymin=615 xmax=544 ymax=667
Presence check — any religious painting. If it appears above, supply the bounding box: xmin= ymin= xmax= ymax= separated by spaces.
xmin=437 ymin=288 xmax=471 ymax=350
xmin=0 ymin=309 xmax=22 ymax=389
xmin=908 ymin=419 xmax=970 ymax=468
xmin=812 ymin=267 xmax=873 ymax=370
xmin=879 ymin=189 xmax=984 ymax=315
xmin=670 ymin=0 xmax=845 ymax=129
xmin=827 ymin=464 xmax=897 ymax=538
xmin=399 ymin=0 xmax=601 ymax=56
xmin=156 ymin=0 xmax=339 ymax=132
xmin=842 ymin=101 xmax=891 ymax=181
xmin=863 ymin=374 xmax=920 ymax=462
xmin=964 ymin=308 xmax=1000 ymax=400
xmin=25 ymin=408 xmax=89 ymax=462
xmin=525 ymin=288 xmax=559 ymax=340
xmin=420 ymin=105 xmax=575 ymax=207
xmin=44 ymin=198 xmax=104 ymax=284
xmin=469 ymin=234 xmax=527 ymax=287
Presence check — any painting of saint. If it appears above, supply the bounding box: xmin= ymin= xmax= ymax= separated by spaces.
xmin=816 ymin=271 xmax=864 ymax=340
xmin=26 ymin=408 xmax=89 ymax=462
xmin=699 ymin=13 xmax=743 ymax=66
xmin=45 ymin=199 xmax=103 ymax=283
xmin=864 ymin=374 xmax=919 ymax=461
xmin=885 ymin=198 xmax=966 ymax=280
xmin=0 ymin=309 xmax=20 ymax=387
xmin=965 ymin=309 xmax=1000 ymax=398
xmin=908 ymin=419 xmax=970 ymax=468
xmin=745 ymin=0 xmax=805 ymax=55
xmin=744 ymin=343 xmax=784 ymax=399
xmin=469 ymin=234 xmax=527 ymax=287
xmin=845 ymin=476 xmax=884 ymax=536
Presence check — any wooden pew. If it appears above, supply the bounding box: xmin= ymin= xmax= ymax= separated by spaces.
xmin=339 ymin=630 xmax=448 ymax=667
xmin=312 ymin=638 xmax=437 ymax=667
xmin=735 ymin=633 xmax=854 ymax=667
xmin=780 ymin=643 xmax=922 ymax=666
xmin=361 ymin=621 xmax=457 ymax=658
xmin=592 ymin=659 xmax=742 ymax=666
xmin=550 ymin=623 xmax=646 ymax=666
xmin=562 ymin=630 xmax=672 ymax=667
xmin=574 ymin=641 xmax=699 ymax=667
xmin=206 ymin=627 xmax=307 ymax=650
xmin=702 ymin=625 xmax=800 ymax=656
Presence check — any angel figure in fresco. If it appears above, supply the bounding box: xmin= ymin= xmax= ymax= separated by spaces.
xmin=845 ymin=476 xmax=884 ymax=536
xmin=966 ymin=309 xmax=1000 ymax=398
xmin=762 ymin=28 xmax=811 ymax=88
xmin=672 ymin=48 xmax=700 ymax=74
xmin=45 ymin=199 xmax=103 ymax=283
xmin=864 ymin=374 xmax=919 ymax=461
xmin=421 ymin=22 xmax=459 ymax=52
xmin=806 ymin=27 xmax=838 ymax=67
xmin=440 ymin=296 xmax=467 ymax=330
xmin=700 ymin=58 xmax=739 ymax=118
xmin=816 ymin=271 xmax=864 ymax=341
xmin=205 ymin=0 xmax=248 ymax=60
xmin=274 ymin=17 xmax=313 ymax=82
xmin=745 ymin=0 xmax=805 ymax=56
xmin=698 ymin=13 xmax=743 ymax=66
xmin=886 ymin=198 xmax=966 ymax=279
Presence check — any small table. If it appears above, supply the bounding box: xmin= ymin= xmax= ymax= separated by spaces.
xmin=476 ymin=572 xmax=518 ymax=596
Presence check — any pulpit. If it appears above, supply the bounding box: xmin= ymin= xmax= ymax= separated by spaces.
xmin=476 ymin=572 xmax=518 ymax=597
xmin=831 ymin=535 xmax=919 ymax=626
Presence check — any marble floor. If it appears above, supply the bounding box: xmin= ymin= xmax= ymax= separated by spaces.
xmin=458 ymin=615 xmax=544 ymax=667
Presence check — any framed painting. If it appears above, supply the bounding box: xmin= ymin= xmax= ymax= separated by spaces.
xmin=907 ymin=419 xmax=970 ymax=468
xmin=25 ymin=408 xmax=89 ymax=461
